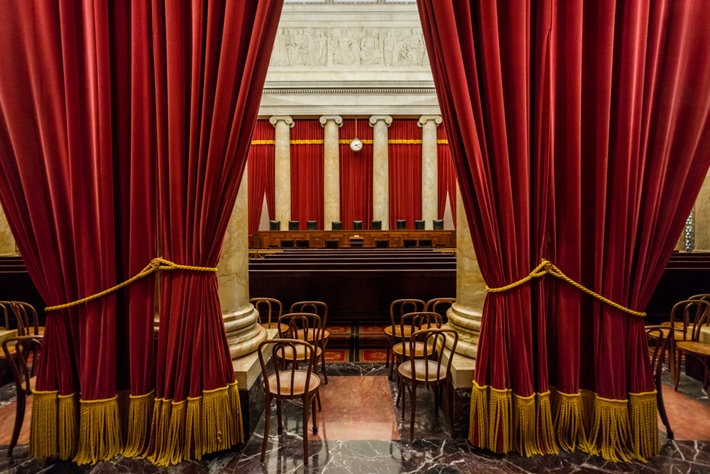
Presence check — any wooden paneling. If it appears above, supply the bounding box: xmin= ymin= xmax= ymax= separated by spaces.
xmin=252 ymin=230 xmax=455 ymax=248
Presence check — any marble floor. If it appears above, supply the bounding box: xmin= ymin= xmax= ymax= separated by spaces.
xmin=0 ymin=363 xmax=709 ymax=473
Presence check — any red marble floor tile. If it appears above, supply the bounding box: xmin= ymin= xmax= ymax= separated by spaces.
xmin=658 ymin=384 xmax=710 ymax=440
xmin=309 ymin=376 xmax=399 ymax=441
xmin=0 ymin=395 xmax=32 ymax=446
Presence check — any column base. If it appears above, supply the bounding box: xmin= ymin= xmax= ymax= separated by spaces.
xmin=446 ymin=303 xmax=481 ymax=358
xmin=442 ymin=349 xmax=475 ymax=438
xmin=225 ymin=304 xmax=267 ymax=359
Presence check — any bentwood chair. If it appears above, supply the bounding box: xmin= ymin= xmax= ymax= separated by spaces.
xmin=384 ymin=299 xmax=426 ymax=378
xmin=250 ymin=297 xmax=288 ymax=335
xmin=391 ymin=312 xmax=442 ymax=375
xmin=423 ymin=298 xmax=455 ymax=328
xmin=2 ymin=336 xmax=42 ymax=456
xmin=276 ymin=312 xmax=326 ymax=382
xmin=290 ymin=301 xmax=329 ymax=384
xmin=397 ymin=328 xmax=458 ymax=441
xmin=0 ymin=301 xmax=40 ymax=336
xmin=645 ymin=325 xmax=674 ymax=439
xmin=668 ymin=299 xmax=710 ymax=392
xmin=258 ymin=338 xmax=320 ymax=465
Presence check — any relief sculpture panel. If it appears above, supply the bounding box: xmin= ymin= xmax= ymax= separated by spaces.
xmin=270 ymin=27 xmax=430 ymax=68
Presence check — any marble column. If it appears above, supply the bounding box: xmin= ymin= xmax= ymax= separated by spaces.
xmin=695 ymin=175 xmax=710 ymax=251
xmin=418 ymin=115 xmax=442 ymax=230
xmin=0 ymin=205 xmax=17 ymax=255
xmin=270 ymin=116 xmax=294 ymax=230
xmin=320 ymin=115 xmax=343 ymax=230
xmin=446 ymin=187 xmax=486 ymax=358
xmin=370 ymin=115 xmax=392 ymax=230
xmin=218 ymin=163 xmax=266 ymax=359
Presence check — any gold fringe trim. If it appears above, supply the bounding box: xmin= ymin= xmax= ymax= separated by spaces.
xmin=589 ymin=395 xmax=632 ymax=462
xmin=30 ymin=390 xmax=59 ymax=458
xmin=148 ymin=382 xmax=242 ymax=466
xmin=58 ymin=393 xmax=77 ymax=460
xmin=123 ymin=391 xmax=155 ymax=457
xmin=536 ymin=392 xmax=558 ymax=455
xmin=73 ymin=396 xmax=122 ymax=465
xmin=512 ymin=393 xmax=539 ymax=456
xmin=470 ymin=382 xmax=512 ymax=453
xmin=551 ymin=388 xmax=591 ymax=453
xmin=629 ymin=391 xmax=658 ymax=461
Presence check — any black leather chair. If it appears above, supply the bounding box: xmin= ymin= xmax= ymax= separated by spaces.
xmin=331 ymin=221 xmax=343 ymax=230
xmin=306 ymin=220 xmax=317 ymax=230
xmin=414 ymin=220 xmax=425 ymax=230
xmin=371 ymin=220 xmax=382 ymax=230
xmin=269 ymin=220 xmax=281 ymax=231
xmin=396 ymin=219 xmax=407 ymax=230
xmin=433 ymin=219 xmax=444 ymax=230
xmin=289 ymin=220 xmax=300 ymax=231
xmin=352 ymin=220 xmax=363 ymax=230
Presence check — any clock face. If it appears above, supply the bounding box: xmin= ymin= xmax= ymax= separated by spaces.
xmin=350 ymin=138 xmax=363 ymax=152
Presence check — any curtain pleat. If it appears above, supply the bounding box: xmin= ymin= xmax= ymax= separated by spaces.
xmin=290 ymin=119 xmax=324 ymax=229
xmin=388 ymin=119 xmax=422 ymax=229
xmin=247 ymin=121 xmax=275 ymax=237
xmin=339 ymin=119 xmax=373 ymax=229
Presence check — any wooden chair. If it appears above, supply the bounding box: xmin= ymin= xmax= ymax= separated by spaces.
xmin=645 ymin=325 xmax=673 ymax=439
xmin=397 ymin=328 xmax=458 ymax=441
xmin=423 ymin=297 xmax=455 ymax=327
xmin=2 ymin=336 xmax=42 ymax=456
xmin=384 ymin=299 xmax=426 ymax=379
xmin=275 ymin=313 xmax=326 ymax=381
xmin=0 ymin=301 xmax=40 ymax=336
xmin=258 ymin=338 xmax=320 ymax=465
xmin=391 ymin=312 xmax=442 ymax=374
xmin=669 ymin=299 xmax=710 ymax=392
xmin=250 ymin=297 xmax=287 ymax=335
xmin=290 ymin=301 xmax=329 ymax=384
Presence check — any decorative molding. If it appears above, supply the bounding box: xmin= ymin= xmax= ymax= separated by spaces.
xmin=418 ymin=115 xmax=443 ymax=127
xmin=369 ymin=115 xmax=393 ymax=127
xmin=268 ymin=115 xmax=295 ymax=128
xmin=319 ymin=115 xmax=344 ymax=127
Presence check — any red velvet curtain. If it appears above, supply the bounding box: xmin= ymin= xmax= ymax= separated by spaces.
xmin=388 ymin=119 xmax=422 ymax=229
xmin=248 ymin=120 xmax=275 ymax=236
xmin=340 ymin=119 xmax=373 ymax=229
xmin=437 ymin=125 xmax=457 ymax=223
xmin=0 ymin=0 xmax=281 ymax=465
xmin=419 ymin=0 xmax=710 ymax=462
xmin=291 ymin=119 xmax=324 ymax=229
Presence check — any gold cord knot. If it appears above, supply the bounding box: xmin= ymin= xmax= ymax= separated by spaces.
xmin=485 ymin=259 xmax=646 ymax=318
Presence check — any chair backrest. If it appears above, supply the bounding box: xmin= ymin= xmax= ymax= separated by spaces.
xmin=414 ymin=220 xmax=425 ymax=230
xmin=288 ymin=220 xmax=300 ymax=231
xmin=433 ymin=219 xmax=444 ymax=230
xmin=389 ymin=299 xmax=426 ymax=327
xmin=278 ymin=312 xmax=324 ymax=343
xmin=250 ymin=297 xmax=283 ymax=327
xmin=398 ymin=311 xmax=443 ymax=344
xmin=396 ymin=219 xmax=407 ymax=230
xmin=306 ymin=220 xmax=317 ymax=230
xmin=645 ymin=325 xmax=669 ymax=387
xmin=331 ymin=221 xmax=343 ymax=230
xmin=669 ymin=299 xmax=710 ymax=342
xmin=258 ymin=338 xmax=317 ymax=397
xmin=290 ymin=301 xmax=328 ymax=328
xmin=371 ymin=220 xmax=382 ymax=230
xmin=0 ymin=301 xmax=39 ymax=336
xmin=425 ymin=297 xmax=455 ymax=324
xmin=352 ymin=220 xmax=363 ymax=230
xmin=2 ymin=336 xmax=42 ymax=396
xmin=408 ymin=328 xmax=458 ymax=382
xmin=269 ymin=220 xmax=281 ymax=231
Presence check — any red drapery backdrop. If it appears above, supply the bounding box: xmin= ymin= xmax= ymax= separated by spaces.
xmin=340 ymin=119 xmax=373 ymax=229
xmin=290 ymin=119 xmax=324 ymax=229
xmin=437 ymin=125 xmax=457 ymax=223
xmin=0 ymin=0 xmax=282 ymax=465
xmin=419 ymin=0 xmax=710 ymax=462
xmin=388 ymin=119 xmax=422 ymax=229
xmin=248 ymin=120 xmax=275 ymax=236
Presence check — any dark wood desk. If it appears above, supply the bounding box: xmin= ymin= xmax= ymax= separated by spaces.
xmin=252 ymin=230 xmax=455 ymax=249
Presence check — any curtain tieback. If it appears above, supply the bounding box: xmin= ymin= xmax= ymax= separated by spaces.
xmin=44 ymin=257 xmax=217 ymax=312
xmin=485 ymin=259 xmax=646 ymax=318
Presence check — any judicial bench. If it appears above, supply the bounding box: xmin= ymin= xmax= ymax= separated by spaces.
xmin=252 ymin=230 xmax=456 ymax=249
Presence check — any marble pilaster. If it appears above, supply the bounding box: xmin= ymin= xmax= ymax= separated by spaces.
xmin=694 ymin=175 xmax=710 ymax=251
xmin=369 ymin=115 xmax=392 ymax=230
xmin=446 ymin=187 xmax=485 ymax=359
xmin=270 ymin=116 xmax=294 ymax=230
xmin=218 ymin=164 xmax=266 ymax=359
xmin=320 ymin=115 xmax=343 ymax=230
xmin=418 ymin=115 xmax=441 ymax=229
xmin=0 ymin=205 xmax=17 ymax=255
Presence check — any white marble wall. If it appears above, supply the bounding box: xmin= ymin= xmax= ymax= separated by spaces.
xmin=695 ymin=175 xmax=710 ymax=251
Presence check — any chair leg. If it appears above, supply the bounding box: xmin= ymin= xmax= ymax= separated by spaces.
xmin=400 ymin=382 xmax=406 ymax=420
xmin=316 ymin=390 xmax=322 ymax=411
xmin=276 ymin=399 xmax=283 ymax=434
xmin=320 ymin=346 xmax=328 ymax=384
xmin=673 ymin=349 xmax=682 ymax=391
xmin=303 ymin=397 xmax=310 ymax=465
xmin=409 ymin=383 xmax=417 ymax=442
xmin=389 ymin=351 xmax=395 ymax=380
xmin=395 ymin=377 xmax=403 ymax=408
xmin=9 ymin=390 xmax=25 ymax=457
xmin=385 ymin=341 xmax=391 ymax=368
xmin=656 ymin=380 xmax=673 ymax=440
xmin=261 ymin=395 xmax=271 ymax=462
xmin=311 ymin=394 xmax=318 ymax=434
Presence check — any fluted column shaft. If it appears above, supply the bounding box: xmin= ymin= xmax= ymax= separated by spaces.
xmin=446 ymin=187 xmax=486 ymax=358
xmin=418 ymin=115 xmax=442 ymax=229
xmin=370 ymin=115 xmax=392 ymax=230
xmin=0 ymin=205 xmax=17 ymax=255
xmin=695 ymin=174 xmax=710 ymax=250
xmin=320 ymin=115 xmax=343 ymax=230
xmin=270 ymin=116 xmax=294 ymax=230
xmin=218 ymin=162 xmax=266 ymax=359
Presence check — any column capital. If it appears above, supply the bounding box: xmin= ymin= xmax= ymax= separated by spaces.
xmin=369 ymin=115 xmax=393 ymax=127
xmin=319 ymin=115 xmax=343 ymax=127
xmin=269 ymin=115 xmax=294 ymax=128
xmin=418 ymin=115 xmax=443 ymax=128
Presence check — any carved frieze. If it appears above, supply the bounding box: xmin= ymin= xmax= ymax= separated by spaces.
xmin=270 ymin=26 xmax=430 ymax=68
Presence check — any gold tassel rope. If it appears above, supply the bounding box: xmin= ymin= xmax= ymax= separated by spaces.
xmin=73 ymin=396 xmax=122 ymax=465
xmin=123 ymin=391 xmax=154 ymax=457
xmin=30 ymin=390 xmax=59 ymax=458
xmin=629 ymin=391 xmax=658 ymax=460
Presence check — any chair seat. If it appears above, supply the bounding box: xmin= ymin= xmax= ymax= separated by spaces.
xmin=384 ymin=325 xmax=413 ymax=338
xmin=295 ymin=328 xmax=331 ymax=342
xmin=267 ymin=371 xmax=321 ymax=397
xmin=274 ymin=344 xmax=323 ymax=361
xmin=392 ymin=341 xmax=432 ymax=358
xmin=262 ymin=322 xmax=289 ymax=334
xmin=419 ymin=323 xmax=443 ymax=331
xmin=676 ymin=341 xmax=710 ymax=357
xmin=398 ymin=359 xmax=448 ymax=382
xmin=649 ymin=327 xmax=692 ymax=341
